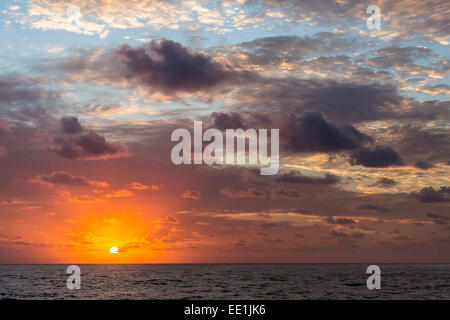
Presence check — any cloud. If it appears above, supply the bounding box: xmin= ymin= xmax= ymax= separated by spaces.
xmin=181 ymin=190 xmax=201 ymax=200
xmin=0 ymin=2 xmax=448 ymax=264
xmin=211 ymin=112 xmax=247 ymax=130
xmin=166 ymin=215 xmax=179 ymax=224
xmin=126 ymin=182 xmax=161 ymax=191
xmin=259 ymin=0 xmax=449 ymax=44
xmin=14 ymin=0 xmax=226 ymax=39
xmin=207 ymin=111 xmax=273 ymax=132
xmin=233 ymin=75 xmax=402 ymax=124
xmin=0 ymin=77 xmax=43 ymax=108
xmin=0 ymin=199 xmax=40 ymax=208
xmin=13 ymin=0 xmax=450 ymax=45
xmin=326 ymin=216 xmax=357 ymax=225
xmin=412 ymin=186 xmax=450 ymax=203
xmin=283 ymin=111 xmax=373 ymax=153
xmin=31 ymin=171 xmax=109 ymax=187
xmin=52 ymin=137 xmax=81 ymax=160
xmin=52 ymin=130 xmax=129 ymax=160
xmin=350 ymin=146 xmax=402 ymax=168
xmin=276 ymin=170 xmax=340 ymax=185
xmin=114 ymin=40 xmax=233 ymax=95
xmin=0 ymin=77 xmax=64 ymax=134
xmin=127 ymin=182 xmax=149 ymax=190
xmin=368 ymin=46 xmax=434 ymax=69
xmin=46 ymin=40 xmax=235 ymax=99
xmin=426 ymin=213 xmax=449 ymax=225
xmin=105 ymin=189 xmax=134 ymax=198
xmin=413 ymin=160 xmax=434 ymax=170
xmin=420 ymin=84 xmax=450 ymax=95
xmin=219 ymin=187 xmax=266 ymax=199
xmin=16 ymin=0 xmax=109 ymax=38
xmin=78 ymin=131 xmax=121 ymax=156
xmin=239 ymin=32 xmax=361 ymax=66
xmin=57 ymin=190 xmax=105 ymax=204
xmin=61 ymin=116 xmax=83 ymax=133
xmin=329 ymin=230 xmax=366 ymax=239
xmin=271 ymin=186 xmax=300 ymax=199
xmin=394 ymin=125 xmax=449 ymax=166
xmin=370 ymin=177 xmax=397 ymax=187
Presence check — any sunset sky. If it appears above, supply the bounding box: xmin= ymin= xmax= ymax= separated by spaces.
xmin=0 ymin=0 xmax=449 ymax=263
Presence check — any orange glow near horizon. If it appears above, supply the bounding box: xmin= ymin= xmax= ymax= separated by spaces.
xmin=58 ymin=208 xmax=170 ymax=263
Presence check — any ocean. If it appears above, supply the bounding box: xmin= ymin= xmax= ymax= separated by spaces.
xmin=0 ymin=264 xmax=448 ymax=299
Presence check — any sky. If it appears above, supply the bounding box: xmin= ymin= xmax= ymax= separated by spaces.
xmin=0 ymin=0 xmax=449 ymax=263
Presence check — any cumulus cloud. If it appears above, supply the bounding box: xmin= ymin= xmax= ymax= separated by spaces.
xmin=283 ymin=111 xmax=372 ymax=153
xmin=52 ymin=130 xmax=129 ymax=160
xmin=61 ymin=116 xmax=83 ymax=133
xmin=78 ymin=131 xmax=121 ymax=156
xmin=31 ymin=171 xmax=109 ymax=187
xmin=211 ymin=112 xmax=247 ymax=130
xmin=114 ymin=40 xmax=233 ymax=95
xmin=45 ymin=40 xmax=235 ymax=98
xmin=412 ymin=186 xmax=450 ymax=203
xmin=208 ymin=111 xmax=273 ymax=132
xmin=326 ymin=216 xmax=357 ymax=225
xmin=350 ymin=146 xmax=402 ymax=168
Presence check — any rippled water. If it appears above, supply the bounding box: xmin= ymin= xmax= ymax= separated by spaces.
xmin=0 ymin=264 xmax=448 ymax=299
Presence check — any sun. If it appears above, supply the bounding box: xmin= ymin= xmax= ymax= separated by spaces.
xmin=109 ymin=246 xmax=119 ymax=254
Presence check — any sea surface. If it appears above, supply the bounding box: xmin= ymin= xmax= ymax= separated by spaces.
xmin=0 ymin=264 xmax=448 ymax=299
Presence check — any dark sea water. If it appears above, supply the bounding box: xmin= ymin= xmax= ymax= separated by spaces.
xmin=0 ymin=264 xmax=448 ymax=300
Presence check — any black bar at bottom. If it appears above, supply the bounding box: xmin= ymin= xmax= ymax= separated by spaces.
xmin=0 ymin=300 xmax=444 ymax=319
